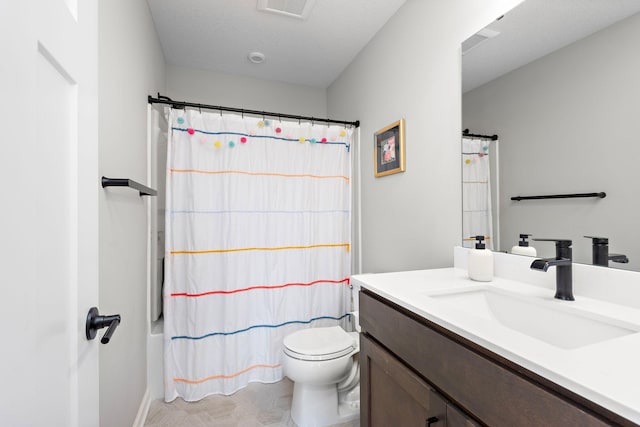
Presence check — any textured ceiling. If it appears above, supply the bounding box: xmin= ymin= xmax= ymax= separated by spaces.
xmin=463 ymin=0 xmax=640 ymax=93
xmin=147 ymin=0 xmax=406 ymax=88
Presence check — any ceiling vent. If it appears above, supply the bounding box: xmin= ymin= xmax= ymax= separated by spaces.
xmin=462 ymin=28 xmax=500 ymax=55
xmin=257 ymin=0 xmax=316 ymax=20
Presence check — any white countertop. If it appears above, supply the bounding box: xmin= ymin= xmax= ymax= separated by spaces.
xmin=351 ymin=250 xmax=640 ymax=424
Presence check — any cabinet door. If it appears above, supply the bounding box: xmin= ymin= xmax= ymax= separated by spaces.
xmin=361 ymin=334 xmax=446 ymax=427
xmin=447 ymin=402 xmax=480 ymax=427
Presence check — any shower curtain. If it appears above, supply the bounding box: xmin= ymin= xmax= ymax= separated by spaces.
xmin=462 ymin=137 xmax=493 ymax=249
xmin=163 ymin=108 xmax=354 ymax=401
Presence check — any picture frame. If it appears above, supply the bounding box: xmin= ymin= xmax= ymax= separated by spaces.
xmin=374 ymin=118 xmax=405 ymax=177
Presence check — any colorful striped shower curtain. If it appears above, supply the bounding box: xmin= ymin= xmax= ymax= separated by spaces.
xmin=462 ymin=137 xmax=493 ymax=249
xmin=164 ymin=109 xmax=353 ymax=401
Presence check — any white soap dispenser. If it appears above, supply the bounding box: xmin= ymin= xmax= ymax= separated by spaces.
xmin=511 ymin=234 xmax=537 ymax=257
xmin=468 ymin=235 xmax=493 ymax=282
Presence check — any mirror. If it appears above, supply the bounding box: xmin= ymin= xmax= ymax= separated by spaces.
xmin=461 ymin=0 xmax=640 ymax=270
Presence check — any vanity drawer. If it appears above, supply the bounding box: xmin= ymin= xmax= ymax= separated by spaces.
xmin=360 ymin=289 xmax=625 ymax=426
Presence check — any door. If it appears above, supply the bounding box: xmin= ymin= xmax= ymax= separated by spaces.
xmin=0 ymin=0 xmax=99 ymax=426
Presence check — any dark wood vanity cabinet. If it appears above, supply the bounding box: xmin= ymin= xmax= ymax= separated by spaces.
xmin=359 ymin=289 xmax=633 ymax=427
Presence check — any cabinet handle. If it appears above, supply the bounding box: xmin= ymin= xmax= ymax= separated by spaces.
xmin=426 ymin=416 xmax=439 ymax=426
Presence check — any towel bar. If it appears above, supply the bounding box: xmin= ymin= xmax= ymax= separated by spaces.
xmin=511 ymin=192 xmax=605 ymax=201
xmin=101 ymin=176 xmax=157 ymax=196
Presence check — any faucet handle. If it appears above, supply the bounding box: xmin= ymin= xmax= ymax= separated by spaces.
xmin=533 ymin=238 xmax=572 ymax=259
xmin=584 ymin=236 xmax=608 ymax=245
xmin=533 ymin=238 xmax=572 ymax=247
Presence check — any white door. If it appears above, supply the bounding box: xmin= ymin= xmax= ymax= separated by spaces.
xmin=0 ymin=0 xmax=99 ymax=426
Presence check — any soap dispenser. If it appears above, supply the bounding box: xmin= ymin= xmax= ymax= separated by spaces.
xmin=511 ymin=234 xmax=537 ymax=257
xmin=468 ymin=235 xmax=493 ymax=282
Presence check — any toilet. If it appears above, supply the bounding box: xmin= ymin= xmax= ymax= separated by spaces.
xmin=283 ymin=317 xmax=360 ymax=427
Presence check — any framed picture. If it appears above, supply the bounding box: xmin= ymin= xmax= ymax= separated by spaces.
xmin=374 ymin=119 xmax=405 ymax=177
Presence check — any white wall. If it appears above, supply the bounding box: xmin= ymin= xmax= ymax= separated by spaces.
xmin=328 ymin=0 xmax=523 ymax=273
xmin=463 ymin=12 xmax=640 ymax=270
xmin=98 ymin=0 xmax=165 ymax=426
xmin=166 ymin=64 xmax=327 ymax=116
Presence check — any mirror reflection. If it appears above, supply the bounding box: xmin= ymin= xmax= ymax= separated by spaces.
xmin=461 ymin=0 xmax=640 ymax=270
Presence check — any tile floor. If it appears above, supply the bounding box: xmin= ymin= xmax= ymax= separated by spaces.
xmin=144 ymin=378 xmax=360 ymax=427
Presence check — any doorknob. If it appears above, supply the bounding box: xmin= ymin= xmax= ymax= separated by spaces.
xmin=86 ymin=307 xmax=121 ymax=344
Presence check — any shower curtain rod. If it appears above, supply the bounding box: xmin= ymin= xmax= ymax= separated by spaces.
xmin=148 ymin=93 xmax=360 ymax=128
xmin=462 ymin=129 xmax=498 ymax=140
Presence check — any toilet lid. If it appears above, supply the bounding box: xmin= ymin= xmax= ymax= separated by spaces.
xmin=283 ymin=326 xmax=355 ymax=361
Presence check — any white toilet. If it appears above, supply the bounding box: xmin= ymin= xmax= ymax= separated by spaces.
xmin=283 ymin=318 xmax=360 ymax=427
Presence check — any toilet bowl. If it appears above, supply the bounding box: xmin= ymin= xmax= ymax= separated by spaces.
xmin=283 ymin=325 xmax=360 ymax=427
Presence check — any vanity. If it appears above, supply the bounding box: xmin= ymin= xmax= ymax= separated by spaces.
xmin=352 ymin=248 xmax=640 ymax=426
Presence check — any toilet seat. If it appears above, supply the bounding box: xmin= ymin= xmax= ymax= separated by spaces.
xmin=283 ymin=326 xmax=356 ymax=361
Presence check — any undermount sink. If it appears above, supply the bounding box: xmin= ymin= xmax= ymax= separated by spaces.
xmin=426 ymin=287 xmax=638 ymax=349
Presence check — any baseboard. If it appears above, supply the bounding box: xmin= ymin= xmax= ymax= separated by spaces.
xmin=132 ymin=388 xmax=152 ymax=427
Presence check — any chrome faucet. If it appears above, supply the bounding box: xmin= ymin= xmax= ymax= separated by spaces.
xmin=584 ymin=236 xmax=629 ymax=267
xmin=530 ymin=239 xmax=573 ymax=301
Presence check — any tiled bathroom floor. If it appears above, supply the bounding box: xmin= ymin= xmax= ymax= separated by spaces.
xmin=144 ymin=378 xmax=360 ymax=427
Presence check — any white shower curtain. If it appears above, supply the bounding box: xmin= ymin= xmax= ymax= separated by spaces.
xmin=164 ymin=109 xmax=354 ymax=401
xmin=462 ymin=137 xmax=493 ymax=249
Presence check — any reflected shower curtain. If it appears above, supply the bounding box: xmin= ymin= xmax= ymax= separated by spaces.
xmin=462 ymin=137 xmax=493 ymax=249
xmin=164 ymin=109 xmax=353 ymax=401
